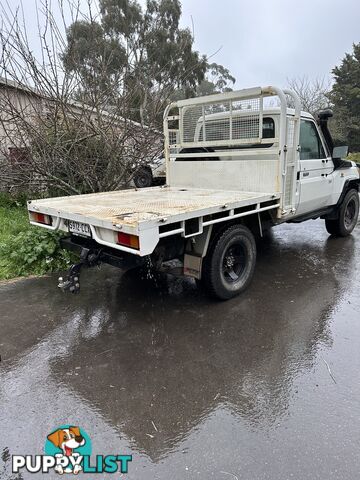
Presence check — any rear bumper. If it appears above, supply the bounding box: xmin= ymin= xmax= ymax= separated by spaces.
xmin=60 ymin=235 xmax=145 ymax=271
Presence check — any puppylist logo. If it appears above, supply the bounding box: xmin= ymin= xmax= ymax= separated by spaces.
xmin=12 ymin=425 xmax=132 ymax=475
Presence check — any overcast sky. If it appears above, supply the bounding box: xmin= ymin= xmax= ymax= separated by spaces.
xmin=178 ymin=0 xmax=360 ymax=88
xmin=5 ymin=0 xmax=360 ymax=90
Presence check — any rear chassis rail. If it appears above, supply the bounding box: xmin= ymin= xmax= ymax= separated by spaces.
xmin=58 ymin=236 xmax=145 ymax=293
xmin=60 ymin=236 xmax=144 ymax=269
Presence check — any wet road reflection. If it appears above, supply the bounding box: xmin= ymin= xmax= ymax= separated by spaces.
xmin=1 ymin=220 xmax=359 ymax=479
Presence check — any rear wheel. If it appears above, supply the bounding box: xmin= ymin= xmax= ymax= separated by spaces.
xmin=202 ymin=225 xmax=256 ymax=300
xmin=325 ymin=189 xmax=359 ymax=236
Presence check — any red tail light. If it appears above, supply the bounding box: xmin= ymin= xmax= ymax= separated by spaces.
xmin=117 ymin=232 xmax=140 ymax=249
xmin=30 ymin=212 xmax=52 ymax=225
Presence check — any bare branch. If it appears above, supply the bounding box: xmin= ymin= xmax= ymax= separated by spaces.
xmin=0 ymin=0 xmax=162 ymax=196
xmin=287 ymin=75 xmax=332 ymax=115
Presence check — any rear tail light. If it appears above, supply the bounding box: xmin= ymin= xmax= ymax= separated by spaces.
xmin=30 ymin=212 xmax=52 ymax=225
xmin=117 ymin=232 xmax=140 ymax=249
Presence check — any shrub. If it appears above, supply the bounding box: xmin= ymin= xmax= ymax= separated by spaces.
xmin=0 ymin=209 xmax=75 ymax=279
xmin=0 ymin=192 xmax=28 ymax=208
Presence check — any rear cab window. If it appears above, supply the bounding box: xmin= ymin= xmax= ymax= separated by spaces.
xmin=199 ymin=116 xmax=275 ymax=147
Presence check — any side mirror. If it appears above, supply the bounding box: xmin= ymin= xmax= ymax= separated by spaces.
xmin=332 ymin=145 xmax=348 ymax=159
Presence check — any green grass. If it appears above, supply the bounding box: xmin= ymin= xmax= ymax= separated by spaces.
xmin=0 ymin=206 xmax=29 ymax=245
xmin=0 ymin=197 xmax=75 ymax=280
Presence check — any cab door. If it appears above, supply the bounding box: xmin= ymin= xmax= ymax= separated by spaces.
xmin=296 ymin=119 xmax=333 ymax=216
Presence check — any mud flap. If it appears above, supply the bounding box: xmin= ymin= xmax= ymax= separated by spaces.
xmin=183 ymin=254 xmax=202 ymax=279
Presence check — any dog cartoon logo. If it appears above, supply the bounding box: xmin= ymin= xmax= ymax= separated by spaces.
xmin=45 ymin=425 xmax=91 ymax=475
xmin=12 ymin=426 xmax=131 ymax=475
xmin=11 ymin=425 xmax=132 ymax=478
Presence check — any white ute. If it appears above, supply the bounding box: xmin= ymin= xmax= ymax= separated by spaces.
xmin=28 ymin=86 xmax=360 ymax=299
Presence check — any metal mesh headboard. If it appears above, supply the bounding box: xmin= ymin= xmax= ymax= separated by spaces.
xmin=166 ymin=90 xmax=279 ymax=150
xmin=181 ymin=97 xmax=265 ymax=146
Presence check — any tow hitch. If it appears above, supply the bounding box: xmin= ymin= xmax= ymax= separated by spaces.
xmin=58 ymin=247 xmax=102 ymax=293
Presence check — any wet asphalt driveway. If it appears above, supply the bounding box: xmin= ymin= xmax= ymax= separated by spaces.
xmin=1 ymin=219 xmax=360 ymax=479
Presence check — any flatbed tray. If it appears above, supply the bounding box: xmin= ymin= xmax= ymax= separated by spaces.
xmin=29 ymin=186 xmax=279 ymax=232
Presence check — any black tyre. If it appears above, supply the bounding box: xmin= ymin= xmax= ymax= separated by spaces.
xmin=134 ymin=167 xmax=153 ymax=188
xmin=202 ymin=225 xmax=257 ymax=300
xmin=325 ymin=189 xmax=359 ymax=237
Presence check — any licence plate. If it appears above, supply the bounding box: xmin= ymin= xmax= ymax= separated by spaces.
xmin=68 ymin=221 xmax=91 ymax=237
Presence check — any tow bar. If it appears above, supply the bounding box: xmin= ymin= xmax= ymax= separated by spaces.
xmin=58 ymin=247 xmax=102 ymax=293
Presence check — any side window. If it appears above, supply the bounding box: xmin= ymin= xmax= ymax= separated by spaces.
xmin=300 ymin=120 xmax=326 ymax=160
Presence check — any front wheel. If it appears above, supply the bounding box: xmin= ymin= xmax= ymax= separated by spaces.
xmin=201 ymin=225 xmax=257 ymax=300
xmin=325 ymin=188 xmax=359 ymax=237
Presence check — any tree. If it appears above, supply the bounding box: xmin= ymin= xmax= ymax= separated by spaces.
xmin=197 ymin=62 xmax=235 ymax=96
xmin=287 ymin=76 xmax=331 ymax=115
xmin=329 ymin=43 xmax=360 ymax=151
xmin=62 ymin=20 xmax=127 ymax=105
xmin=63 ymin=0 xmax=209 ymax=125
xmin=170 ymin=62 xmax=236 ymax=101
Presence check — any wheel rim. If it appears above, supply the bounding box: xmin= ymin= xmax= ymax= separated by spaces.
xmin=344 ymin=198 xmax=356 ymax=229
xmin=221 ymin=244 xmax=246 ymax=284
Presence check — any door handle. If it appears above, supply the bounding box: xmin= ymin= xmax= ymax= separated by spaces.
xmin=303 ymin=172 xmax=309 ymax=177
